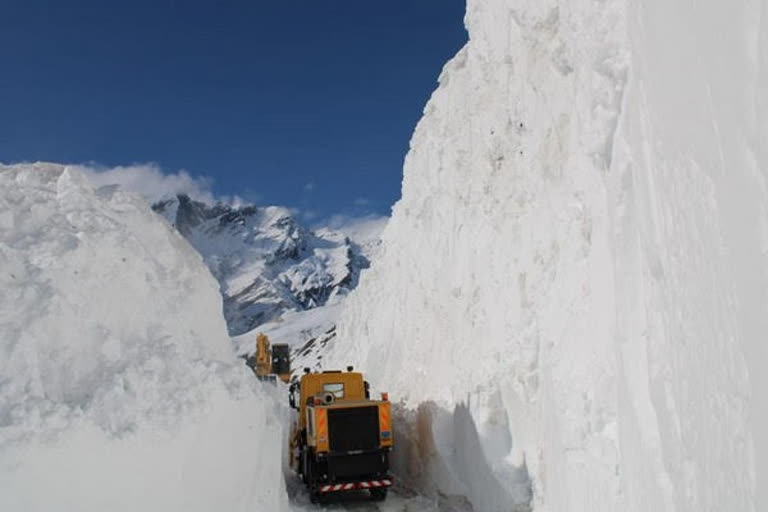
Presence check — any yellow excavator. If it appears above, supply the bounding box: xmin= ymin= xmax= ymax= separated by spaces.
xmin=245 ymin=333 xmax=291 ymax=383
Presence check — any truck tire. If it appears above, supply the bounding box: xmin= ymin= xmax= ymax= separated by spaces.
xmin=300 ymin=449 xmax=307 ymax=484
xmin=306 ymin=456 xmax=325 ymax=504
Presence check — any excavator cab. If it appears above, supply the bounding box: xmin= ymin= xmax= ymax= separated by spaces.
xmin=271 ymin=343 xmax=291 ymax=383
xmin=246 ymin=333 xmax=291 ymax=384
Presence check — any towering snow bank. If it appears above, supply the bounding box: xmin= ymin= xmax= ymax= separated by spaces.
xmin=332 ymin=1 xmax=766 ymax=511
xmin=0 ymin=164 xmax=289 ymax=511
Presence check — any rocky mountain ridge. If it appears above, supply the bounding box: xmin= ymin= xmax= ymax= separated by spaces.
xmin=153 ymin=194 xmax=371 ymax=336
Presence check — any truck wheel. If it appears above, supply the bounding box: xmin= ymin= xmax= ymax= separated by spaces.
xmin=305 ymin=452 xmax=322 ymax=503
xmin=370 ymin=488 xmax=387 ymax=501
xmin=300 ymin=449 xmax=307 ymax=484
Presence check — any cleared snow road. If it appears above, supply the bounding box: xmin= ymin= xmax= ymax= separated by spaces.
xmin=286 ymin=477 xmax=473 ymax=512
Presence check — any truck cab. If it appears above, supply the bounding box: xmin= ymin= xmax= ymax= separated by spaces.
xmin=289 ymin=367 xmax=393 ymax=503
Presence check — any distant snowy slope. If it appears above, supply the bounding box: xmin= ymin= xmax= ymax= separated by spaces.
xmin=331 ymin=1 xmax=766 ymax=511
xmin=0 ymin=164 xmax=289 ymax=512
xmin=152 ymin=195 xmax=372 ymax=337
xmin=233 ymin=302 xmax=343 ymax=374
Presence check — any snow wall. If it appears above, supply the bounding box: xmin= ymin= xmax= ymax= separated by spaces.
xmin=0 ymin=164 xmax=289 ymax=512
xmin=332 ymin=1 xmax=767 ymax=511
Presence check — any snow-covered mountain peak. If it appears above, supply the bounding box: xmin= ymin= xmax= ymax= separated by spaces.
xmin=152 ymin=194 xmax=369 ymax=337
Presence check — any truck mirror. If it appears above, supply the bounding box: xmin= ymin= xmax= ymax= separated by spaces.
xmin=288 ymin=382 xmax=299 ymax=410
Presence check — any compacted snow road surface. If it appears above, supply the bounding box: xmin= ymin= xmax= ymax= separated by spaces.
xmin=286 ymin=476 xmax=473 ymax=512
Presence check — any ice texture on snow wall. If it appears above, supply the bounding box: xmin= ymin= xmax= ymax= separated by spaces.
xmin=332 ymin=0 xmax=767 ymax=510
xmin=0 ymin=164 xmax=289 ymax=512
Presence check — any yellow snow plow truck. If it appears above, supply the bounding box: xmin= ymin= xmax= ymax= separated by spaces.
xmin=289 ymin=367 xmax=393 ymax=503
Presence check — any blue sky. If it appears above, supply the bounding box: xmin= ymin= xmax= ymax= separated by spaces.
xmin=0 ymin=1 xmax=467 ymax=220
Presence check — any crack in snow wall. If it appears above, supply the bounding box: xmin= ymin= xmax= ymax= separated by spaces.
xmin=0 ymin=164 xmax=290 ymax=512
xmin=329 ymin=0 xmax=766 ymax=511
